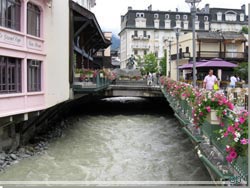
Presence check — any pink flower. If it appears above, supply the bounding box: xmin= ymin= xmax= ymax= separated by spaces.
xmin=223 ymin=131 xmax=228 ymax=137
xmin=239 ymin=117 xmax=246 ymax=124
xmin=234 ymin=122 xmax=239 ymax=128
xmin=240 ymin=138 xmax=248 ymax=145
xmin=227 ymin=126 xmax=234 ymax=133
xmin=206 ymin=106 xmax=211 ymax=113
xmin=229 ymin=151 xmax=237 ymax=159
xmin=226 ymin=146 xmax=232 ymax=152
xmin=227 ymin=102 xmax=234 ymax=110
xmin=199 ymin=112 xmax=204 ymax=116
xmin=220 ymin=122 xmax=225 ymax=127
xmin=226 ymin=155 xmax=233 ymax=162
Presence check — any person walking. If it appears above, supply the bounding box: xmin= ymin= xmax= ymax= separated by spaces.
xmin=203 ymin=69 xmax=218 ymax=91
xmin=229 ymin=75 xmax=237 ymax=88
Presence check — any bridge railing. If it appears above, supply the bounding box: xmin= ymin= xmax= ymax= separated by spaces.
xmin=160 ymin=77 xmax=248 ymax=184
xmin=73 ymin=73 xmax=110 ymax=93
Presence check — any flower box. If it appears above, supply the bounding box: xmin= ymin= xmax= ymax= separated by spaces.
xmin=206 ymin=109 xmax=220 ymax=124
xmin=74 ymin=73 xmax=80 ymax=78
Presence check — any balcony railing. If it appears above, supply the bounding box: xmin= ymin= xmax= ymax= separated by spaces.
xmin=131 ymin=35 xmax=150 ymax=40
xmin=131 ymin=44 xmax=150 ymax=49
xmin=197 ymin=51 xmax=247 ymax=60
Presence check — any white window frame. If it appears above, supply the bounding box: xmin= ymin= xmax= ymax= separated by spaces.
xmin=240 ymin=13 xmax=244 ymax=21
xmin=176 ymin=14 xmax=180 ymax=20
xmin=217 ymin=12 xmax=222 ymax=21
xmin=165 ymin=14 xmax=169 ymax=19
xmin=183 ymin=15 xmax=188 ymax=20
xmin=204 ymin=16 xmax=208 ymax=21
xmin=154 ymin=13 xmax=159 ymax=19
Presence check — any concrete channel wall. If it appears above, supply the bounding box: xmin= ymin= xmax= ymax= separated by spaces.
xmin=0 ymin=94 xmax=94 ymax=152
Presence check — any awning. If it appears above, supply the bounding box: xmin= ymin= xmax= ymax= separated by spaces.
xmin=179 ymin=58 xmax=238 ymax=69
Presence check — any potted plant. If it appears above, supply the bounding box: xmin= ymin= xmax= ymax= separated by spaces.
xmin=75 ymin=68 xmax=82 ymax=78
xmin=192 ymin=91 xmax=234 ymax=126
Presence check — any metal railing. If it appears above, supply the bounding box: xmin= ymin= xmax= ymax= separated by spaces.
xmin=161 ymin=85 xmax=248 ymax=183
xmin=73 ymin=73 xmax=110 ymax=93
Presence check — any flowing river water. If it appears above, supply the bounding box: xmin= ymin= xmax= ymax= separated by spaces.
xmin=0 ymin=97 xmax=211 ymax=181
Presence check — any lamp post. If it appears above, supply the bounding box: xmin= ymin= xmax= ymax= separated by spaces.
xmin=174 ymin=26 xmax=181 ymax=81
xmin=167 ymin=38 xmax=173 ymax=78
xmin=185 ymin=0 xmax=201 ymax=87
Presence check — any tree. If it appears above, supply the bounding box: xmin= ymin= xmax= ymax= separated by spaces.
xmin=241 ymin=26 xmax=248 ymax=34
xmin=135 ymin=55 xmax=146 ymax=76
xmin=234 ymin=62 xmax=248 ymax=83
xmin=159 ymin=54 xmax=167 ymax=76
xmin=143 ymin=53 xmax=158 ymax=73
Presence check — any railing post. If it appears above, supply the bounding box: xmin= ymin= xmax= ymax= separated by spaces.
xmin=245 ymin=95 xmax=248 ymax=111
xmin=97 ymin=73 xmax=100 ymax=87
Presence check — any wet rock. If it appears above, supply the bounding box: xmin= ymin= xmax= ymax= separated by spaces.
xmin=0 ymin=160 xmax=5 ymax=165
xmin=10 ymin=154 xmax=17 ymax=160
xmin=0 ymin=152 xmax=6 ymax=160
xmin=18 ymin=147 xmax=26 ymax=153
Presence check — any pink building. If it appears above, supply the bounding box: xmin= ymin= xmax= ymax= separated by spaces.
xmin=0 ymin=0 xmax=48 ymax=118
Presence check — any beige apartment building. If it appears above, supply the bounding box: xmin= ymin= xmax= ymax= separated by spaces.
xmin=167 ymin=32 xmax=247 ymax=81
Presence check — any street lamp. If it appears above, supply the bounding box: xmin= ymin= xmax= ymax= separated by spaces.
xmin=174 ymin=26 xmax=181 ymax=81
xmin=185 ymin=0 xmax=201 ymax=87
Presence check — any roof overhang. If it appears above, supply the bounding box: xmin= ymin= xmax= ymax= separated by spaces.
xmin=70 ymin=0 xmax=111 ymax=50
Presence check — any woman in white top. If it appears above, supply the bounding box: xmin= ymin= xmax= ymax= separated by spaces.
xmin=229 ymin=75 xmax=237 ymax=88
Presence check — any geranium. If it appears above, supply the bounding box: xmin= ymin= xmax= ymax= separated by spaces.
xmin=219 ymin=110 xmax=248 ymax=162
xmin=192 ymin=90 xmax=234 ymax=127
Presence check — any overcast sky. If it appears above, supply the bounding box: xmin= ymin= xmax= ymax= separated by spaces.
xmin=92 ymin=0 xmax=249 ymax=36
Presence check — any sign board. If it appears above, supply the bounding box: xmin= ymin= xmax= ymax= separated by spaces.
xmin=0 ymin=30 xmax=24 ymax=46
xmin=27 ymin=38 xmax=43 ymax=51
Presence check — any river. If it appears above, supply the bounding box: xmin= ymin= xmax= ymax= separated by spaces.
xmin=0 ymin=97 xmax=211 ymax=182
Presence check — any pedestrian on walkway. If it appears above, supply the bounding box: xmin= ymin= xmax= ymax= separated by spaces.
xmin=229 ymin=75 xmax=237 ymax=88
xmin=147 ymin=72 xmax=152 ymax=86
xmin=203 ymin=69 xmax=218 ymax=91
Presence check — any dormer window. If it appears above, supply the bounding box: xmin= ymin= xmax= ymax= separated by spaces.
xmin=176 ymin=15 xmax=180 ymax=20
xmin=195 ymin=15 xmax=199 ymax=20
xmin=204 ymin=16 xmax=208 ymax=21
xmin=225 ymin=11 xmax=237 ymax=21
xmin=240 ymin=13 xmax=244 ymax=21
xmin=165 ymin=14 xmax=169 ymax=19
xmin=154 ymin=14 xmax=159 ymax=19
xmin=136 ymin=12 xmax=144 ymax=18
xmin=217 ymin=12 xmax=222 ymax=21
xmin=183 ymin=15 xmax=188 ymax=20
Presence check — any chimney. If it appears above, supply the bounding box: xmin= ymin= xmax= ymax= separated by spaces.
xmin=205 ymin=4 xmax=210 ymax=13
xmin=148 ymin=4 xmax=152 ymax=11
xmin=241 ymin=4 xmax=246 ymax=13
xmin=128 ymin=6 xmax=132 ymax=11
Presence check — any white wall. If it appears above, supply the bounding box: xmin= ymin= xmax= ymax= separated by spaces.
xmin=43 ymin=0 xmax=70 ymax=107
xmin=120 ymin=28 xmax=176 ymax=69
xmin=72 ymin=0 xmax=96 ymax=10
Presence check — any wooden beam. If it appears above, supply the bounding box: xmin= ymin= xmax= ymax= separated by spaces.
xmin=74 ymin=16 xmax=88 ymax=22
xmin=74 ymin=21 xmax=90 ymax=38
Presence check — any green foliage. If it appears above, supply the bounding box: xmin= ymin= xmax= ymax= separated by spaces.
xmin=159 ymin=55 xmax=167 ymax=76
xmin=143 ymin=53 xmax=158 ymax=73
xmin=234 ymin=62 xmax=248 ymax=83
xmin=241 ymin=26 xmax=248 ymax=34
xmin=135 ymin=55 xmax=146 ymax=76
